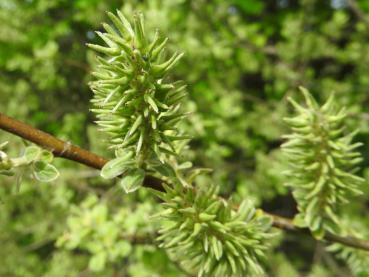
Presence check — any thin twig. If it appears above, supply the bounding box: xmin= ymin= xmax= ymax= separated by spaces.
xmin=268 ymin=213 xmax=369 ymax=251
xmin=322 ymin=249 xmax=353 ymax=277
xmin=0 ymin=112 xmax=163 ymax=191
xmin=347 ymin=0 xmax=369 ymax=29
xmin=1 ymin=112 xmax=369 ymax=251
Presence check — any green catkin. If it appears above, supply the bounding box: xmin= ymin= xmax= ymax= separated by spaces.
xmin=282 ymin=87 xmax=364 ymax=238
xmin=88 ymin=11 xmax=186 ymax=159
xmin=89 ymin=11 xmax=274 ymax=276
xmin=88 ymin=11 xmax=188 ymax=191
xmin=155 ymin=183 xmax=274 ymax=277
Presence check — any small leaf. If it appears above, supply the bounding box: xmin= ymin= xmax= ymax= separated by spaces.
xmin=178 ymin=161 xmax=192 ymax=170
xmin=100 ymin=155 xmax=133 ymax=179
xmin=89 ymin=252 xmax=107 ymax=272
xmin=33 ymin=161 xmax=59 ymax=182
xmin=312 ymin=227 xmax=325 ymax=240
xmin=119 ymin=168 xmax=145 ymax=193
xmin=115 ymin=240 xmax=132 ymax=257
xmin=24 ymin=146 xmax=41 ymax=163
xmin=40 ymin=150 xmax=53 ymax=163
xmin=0 ymin=170 xmax=14 ymax=176
xmin=0 ymin=141 xmax=8 ymax=150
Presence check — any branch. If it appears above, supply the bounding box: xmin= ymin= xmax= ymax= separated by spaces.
xmin=0 ymin=112 xmax=163 ymax=191
xmin=347 ymin=0 xmax=369 ymax=29
xmin=1 ymin=112 xmax=369 ymax=251
xmin=269 ymin=213 xmax=369 ymax=251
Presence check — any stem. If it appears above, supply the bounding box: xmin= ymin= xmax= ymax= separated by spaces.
xmin=0 ymin=112 xmax=163 ymax=191
xmin=1 ymin=112 xmax=369 ymax=251
xmin=268 ymin=213 xmax=369 ymax=251
xmin=347 ymin=0 xmax=369 ymax=29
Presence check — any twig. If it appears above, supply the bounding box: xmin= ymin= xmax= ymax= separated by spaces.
xmin=0 ymin=112 xmax=163 ymax=191
xmin=347 ymin=0 xmax=369 ymax=29
xmin=268 ymin=213 xmax=369 ymax=251
xmin=1 ymin=112 xmax=369 ymax=251
xmin=322 ymin=250 xmax=353 ymax=277
xmin=64 ymin=58 xmax=90 ymax=72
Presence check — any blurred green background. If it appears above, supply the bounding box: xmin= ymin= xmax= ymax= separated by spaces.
xmin=1 ymin=0 xmax=369 ymax=276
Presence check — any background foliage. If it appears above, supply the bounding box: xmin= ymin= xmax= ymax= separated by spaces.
xmin=1 ymin=0 xmax=369 ymax=276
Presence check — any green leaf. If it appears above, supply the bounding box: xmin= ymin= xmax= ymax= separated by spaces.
xmin=100 ymin=155 xmax=133 ymax=179
xmin=39 ymin=150 xmax=54 ymax=163
xmin=177 ymin=161 xmax=192 ymax=170
xmin=119 ymin=168 xmax=145 ymax=193
xmin=0 ymin=170 xmax=14 ymax=176
xmin=33 ymin=161 xmax=59 ymax=182
xmin=234 ymin=0 xmax=264 ymax=15
xmin=89 ymin=252 xmax=107 ymax=272
xmin=152 ymin=163 xmax=176 ymax=179
xmin=312 ymin=227 xmax=325 ymax=240
xmin=24 ymin=146 xmax=41 ymax=163
xmin=0 ymin=141 xmax=8 ymax=150
xmin=115 ymin=240 xmax=132 ymax=257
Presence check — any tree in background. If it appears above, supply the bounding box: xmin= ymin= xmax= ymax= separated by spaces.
xmin=2 ymin=0 xmax=369 ymax=276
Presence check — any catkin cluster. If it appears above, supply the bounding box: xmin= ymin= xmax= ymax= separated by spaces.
xmin=88 ymin=11 xmax=274 ymax=276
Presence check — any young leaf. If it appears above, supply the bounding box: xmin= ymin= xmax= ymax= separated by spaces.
xmin=119 ymin=168 xmax=145 ymax=193
xmin=40 ymin=150 xmax=54 ymax=163
xmin=33 ymin=161 xmax=59 ymax=182
xmin=0 ymin=170 xmax=14 ymax=176
xmin=88 ymin=252 xmax=107 ymax=272
xmin=100 ymin=155 xmax=133 ymax=179
xmin=24 ymin=146 xmax=41 ymax=163
xmin=0 ymin=141 xmax=8 ymax=150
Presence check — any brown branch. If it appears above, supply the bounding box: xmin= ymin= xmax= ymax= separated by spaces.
xmin=1 ymin=112 xmax=369 ymax=251
xmin=0 ymin=112 xmax=163 ymax=191
xmin=269 ymin=213 xmax=369 ymax=251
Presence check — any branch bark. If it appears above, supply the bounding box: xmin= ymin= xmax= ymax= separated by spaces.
xmin=269 ymin=213 xmax=369 ymax=251
xmin=1 ymin=112 xmax=369 ymax=251
xmin=0 ymin=112 xmax=163 ymax=191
